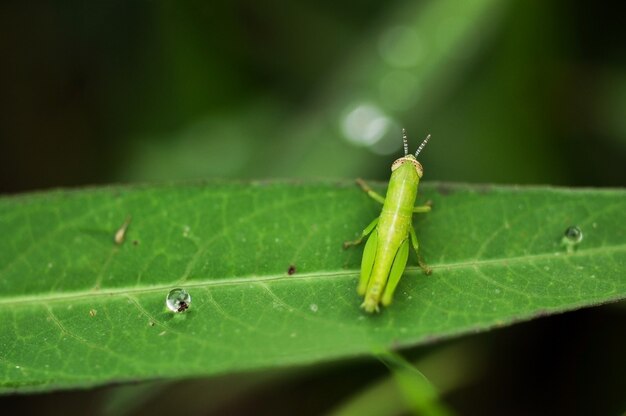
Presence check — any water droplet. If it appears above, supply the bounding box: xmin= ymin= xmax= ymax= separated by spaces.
xmin=562 ymin=226 xmax=583 ymax=253
xmin=309 ymin=304 xmax=318 ymax=312
xmin=494 ymin=289 xmax=501 ymax=294
xmin=166 ymin=288 xmax=191 ymax=313
xmin=564 ymin=226 xmax=583 ymax=243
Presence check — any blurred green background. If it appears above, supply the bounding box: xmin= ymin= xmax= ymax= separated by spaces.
xmin=1 ymin=0 xmax=625 ymax=415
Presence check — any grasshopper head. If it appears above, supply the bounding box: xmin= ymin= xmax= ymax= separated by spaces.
xmin=391 ymin=155 xmax=423 ymax=178
xmin=391 ymin=129 xmax=431 ymax=178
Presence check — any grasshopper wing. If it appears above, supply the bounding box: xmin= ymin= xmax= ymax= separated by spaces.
xmin=381 ymin=238 xmax=409 ymax=306
xmin=357 ymin=228 xmax=378 ymax=296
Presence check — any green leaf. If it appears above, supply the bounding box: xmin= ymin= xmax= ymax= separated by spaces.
xmin=0 ymin=181 xmax=624 ymax=393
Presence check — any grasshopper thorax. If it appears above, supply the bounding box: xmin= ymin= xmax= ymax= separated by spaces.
xmin=391 ymin=155 xmax=423 ymax=178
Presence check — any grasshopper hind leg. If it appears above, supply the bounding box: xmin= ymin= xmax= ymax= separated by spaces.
xmin=343 ymin=217 xmax=379 ymax=248
xmin=409 ymin=225 xmax=432 ymax=275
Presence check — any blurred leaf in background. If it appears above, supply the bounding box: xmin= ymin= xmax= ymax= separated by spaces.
xmin=3 ymin=0 xmax=624 ymax=192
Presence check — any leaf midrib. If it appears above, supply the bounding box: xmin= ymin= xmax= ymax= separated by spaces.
xmin=1 ymin=243 xmax=623 ymax=307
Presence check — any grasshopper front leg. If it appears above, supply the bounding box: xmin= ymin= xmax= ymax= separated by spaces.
xmin=356 ymin=178 xmax=385 ymax=205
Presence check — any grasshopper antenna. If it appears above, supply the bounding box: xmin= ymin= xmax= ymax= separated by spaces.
xmin=414 ymin=134 xmax=431 ymax=158
xmin=402 ymin=128 xmax=409 ymax=156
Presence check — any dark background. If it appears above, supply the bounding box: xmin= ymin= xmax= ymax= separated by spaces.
xmin=1 ymin=0 xmax=625 ymax=414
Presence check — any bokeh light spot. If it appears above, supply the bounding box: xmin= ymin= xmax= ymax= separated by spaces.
xmin=341 ymin=103 xmax=391 ymax=147
xmin=378 ymin=26 xmax=423 ymax=68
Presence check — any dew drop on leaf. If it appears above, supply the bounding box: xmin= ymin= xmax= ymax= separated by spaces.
xmin=564 ymin=226 xmax=583 ymax=243
xmin=166 ymin=288 xmax=191 ymax=313
xmin=562 ymin=226 xmax=583 ymax=253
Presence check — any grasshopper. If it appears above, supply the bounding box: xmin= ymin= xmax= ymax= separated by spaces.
xmin=344 ymin=129 xmax=433 ymax=313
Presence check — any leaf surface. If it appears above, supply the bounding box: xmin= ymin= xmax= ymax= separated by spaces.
xmin=0 ymin=181 xmax=624 ymax=392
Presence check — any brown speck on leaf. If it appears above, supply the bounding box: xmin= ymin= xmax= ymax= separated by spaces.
xmin=436 ymin=183 xmax=455 ymax=196
xmin=287 ymin=265 xmax=297 ymax=275
xmin=132 ymin=240 xmax=139 ymax=246
xmin=477 ymin=184 xmax=493 ymax=194
xmin=89 ymin=309 xmax=97 ymax=317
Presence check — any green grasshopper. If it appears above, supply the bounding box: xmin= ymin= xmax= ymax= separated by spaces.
xmin=344 ymin=129 xmax=433 ymax=313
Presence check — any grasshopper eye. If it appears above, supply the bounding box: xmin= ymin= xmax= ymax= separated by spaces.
xmin=391 ymin=158 xmax=404 ymax=171
xmin=413 ymin=160 xmax=424 ymax=178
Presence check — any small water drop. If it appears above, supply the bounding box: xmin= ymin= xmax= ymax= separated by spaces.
xmin=561 ymin=226 xmax=583 ymax=253
xmin=166 ymin=288 xmax=191 ymax=313
xmin=494 ymin=289 xmax=501 ymax=294
xmin=564 ymin=226 xmax=583 ymax=243
xmin=309 ymin=304 xmax=318 ymax=313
